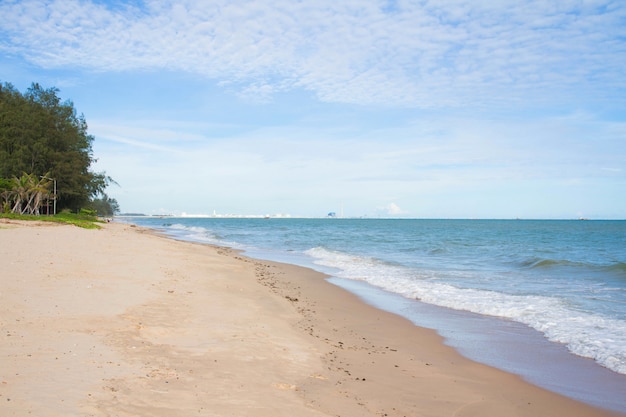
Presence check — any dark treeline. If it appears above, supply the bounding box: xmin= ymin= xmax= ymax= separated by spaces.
xmin=0 ymin=82 xmax=118 ymax=216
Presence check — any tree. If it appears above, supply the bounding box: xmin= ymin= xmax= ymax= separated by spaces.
xmin=0 ymin=82 xmax=116 ymax=212
xmin=6 ymin=172 xmax=52 ymax=215
xmin=0 ymin=178 xmax=11 ymax=212
xmin=89 ymin=193 xmax=120 ymax=217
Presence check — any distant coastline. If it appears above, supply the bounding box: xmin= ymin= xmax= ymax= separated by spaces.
xmin=116 ymin=213 xmax=624 ymax=221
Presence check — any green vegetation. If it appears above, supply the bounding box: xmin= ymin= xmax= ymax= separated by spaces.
xmin=0 ymin=211 xmax=103 ymax=229
xmin=0 ymin=82 xmax=118 ymax=217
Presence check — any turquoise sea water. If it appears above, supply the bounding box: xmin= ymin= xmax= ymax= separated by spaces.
xmin=126 ymin=217 xmax=626 ymax=412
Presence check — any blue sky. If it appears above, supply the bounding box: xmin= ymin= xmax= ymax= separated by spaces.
xmin=1 ymin=0 xmax=625 ymax=218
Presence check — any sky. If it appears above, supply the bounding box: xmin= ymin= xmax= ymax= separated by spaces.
xmin=1 ymin=0 xmax=625 ymax=219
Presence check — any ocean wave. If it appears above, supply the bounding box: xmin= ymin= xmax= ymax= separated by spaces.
xmin=305 ymin=247 xmax=626 ymax=375
xmin=519 ymin=258 xmax=626 ymax=282
xmin=519 ymin=257 xmax=589 ymax=270
xmin=166 ymin=223 xmax=225 ymax=245
xmin=606 ymin=262 xmax=626 ymax=275
xmin=427 ymin=247 xmax=448 ymax=255
xmin=168 ymin=223 xmax=204 ymax=232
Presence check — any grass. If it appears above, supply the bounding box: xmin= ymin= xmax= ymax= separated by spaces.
xmin=0 ymin=212 xmax=104 ymax=229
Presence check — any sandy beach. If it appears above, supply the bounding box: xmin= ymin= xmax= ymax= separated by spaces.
xmin=1 ymin=220 xmax=622 ymax=417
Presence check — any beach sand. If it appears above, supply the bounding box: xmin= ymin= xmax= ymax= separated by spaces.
xmin=1 ymin=219 xmax=622 ymax=417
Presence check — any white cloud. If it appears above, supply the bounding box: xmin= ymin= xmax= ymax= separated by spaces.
xmin=1 ymin=0 xmax=624 ymax=107
xmin=90 ymin=122 xmax=208 ymax=148
xmin=384 ymin=202 xmax=406 ymax=216
xmin=89 ymin=108 xmax=626 ymax=216
xmin=3 ymin=0 xmax=625 ymax=218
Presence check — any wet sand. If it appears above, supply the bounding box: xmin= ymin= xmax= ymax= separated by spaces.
xmin=1 ymin=219 xmax=622 ymax=416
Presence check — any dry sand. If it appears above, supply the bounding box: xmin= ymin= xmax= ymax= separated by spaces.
xmin=0 ymin=219 xmax=623 ymax=417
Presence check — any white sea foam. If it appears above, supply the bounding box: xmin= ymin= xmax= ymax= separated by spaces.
xmin=305 ymin=247 xmax=626 ymax=375
xmin=167 ymin=224 xmax=244 ymax=249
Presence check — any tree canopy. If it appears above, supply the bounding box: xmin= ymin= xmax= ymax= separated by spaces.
xmin=0 ymin=82 xmax=117 ymax=215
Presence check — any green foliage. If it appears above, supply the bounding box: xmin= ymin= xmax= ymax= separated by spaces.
xmin=88 ymin=193 xmax=120 ymax=217
xmin=4 ymin=172 xmax=53 ymax=215
xmin=0 ymin=81 xmax=117 ymax=212
xmin=0 ymin=177 xmax=12 ymax=213
xmin=79 ymin=208 xmax=96 ymax=216
xmin=53 ymin=211 xmax=101 ymax=229
xmin=0 ymin=211 xmax=102 ymax=229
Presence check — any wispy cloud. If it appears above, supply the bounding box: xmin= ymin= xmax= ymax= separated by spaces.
xmin=3 ymin=0 xmax=625 ymax=217
xmin=1 ymin=0 xmax=624 ymax=108
xmin=92 ymin=110 xmax=626 ymax=202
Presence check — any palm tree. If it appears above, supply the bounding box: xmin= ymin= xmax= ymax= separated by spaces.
xmin=9 ymin=172 xmax=53 ymax=215
xmin=25 ymin=174 xmax=51 ymax=215
xmin=10 ymin=174 xmax=29 ymax=214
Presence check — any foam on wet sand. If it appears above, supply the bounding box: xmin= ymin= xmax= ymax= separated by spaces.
xmin=0 ymin=220 xmax=622 ymax=417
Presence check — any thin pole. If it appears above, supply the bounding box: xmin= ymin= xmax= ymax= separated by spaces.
xmin=41 ymin=176 xmax=57 ymax=215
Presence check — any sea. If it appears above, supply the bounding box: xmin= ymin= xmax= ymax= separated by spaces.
xmin=124 ymin=216 xmax=626 ymax=412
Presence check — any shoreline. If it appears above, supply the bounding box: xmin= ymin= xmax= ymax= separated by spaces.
xmin=327 ymin=276 xmax=626 ymax=412
xmin=1 ymin=220 xmax=623 ymax=416
xmin=147 ymin=217 xmax=626 ymax=411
